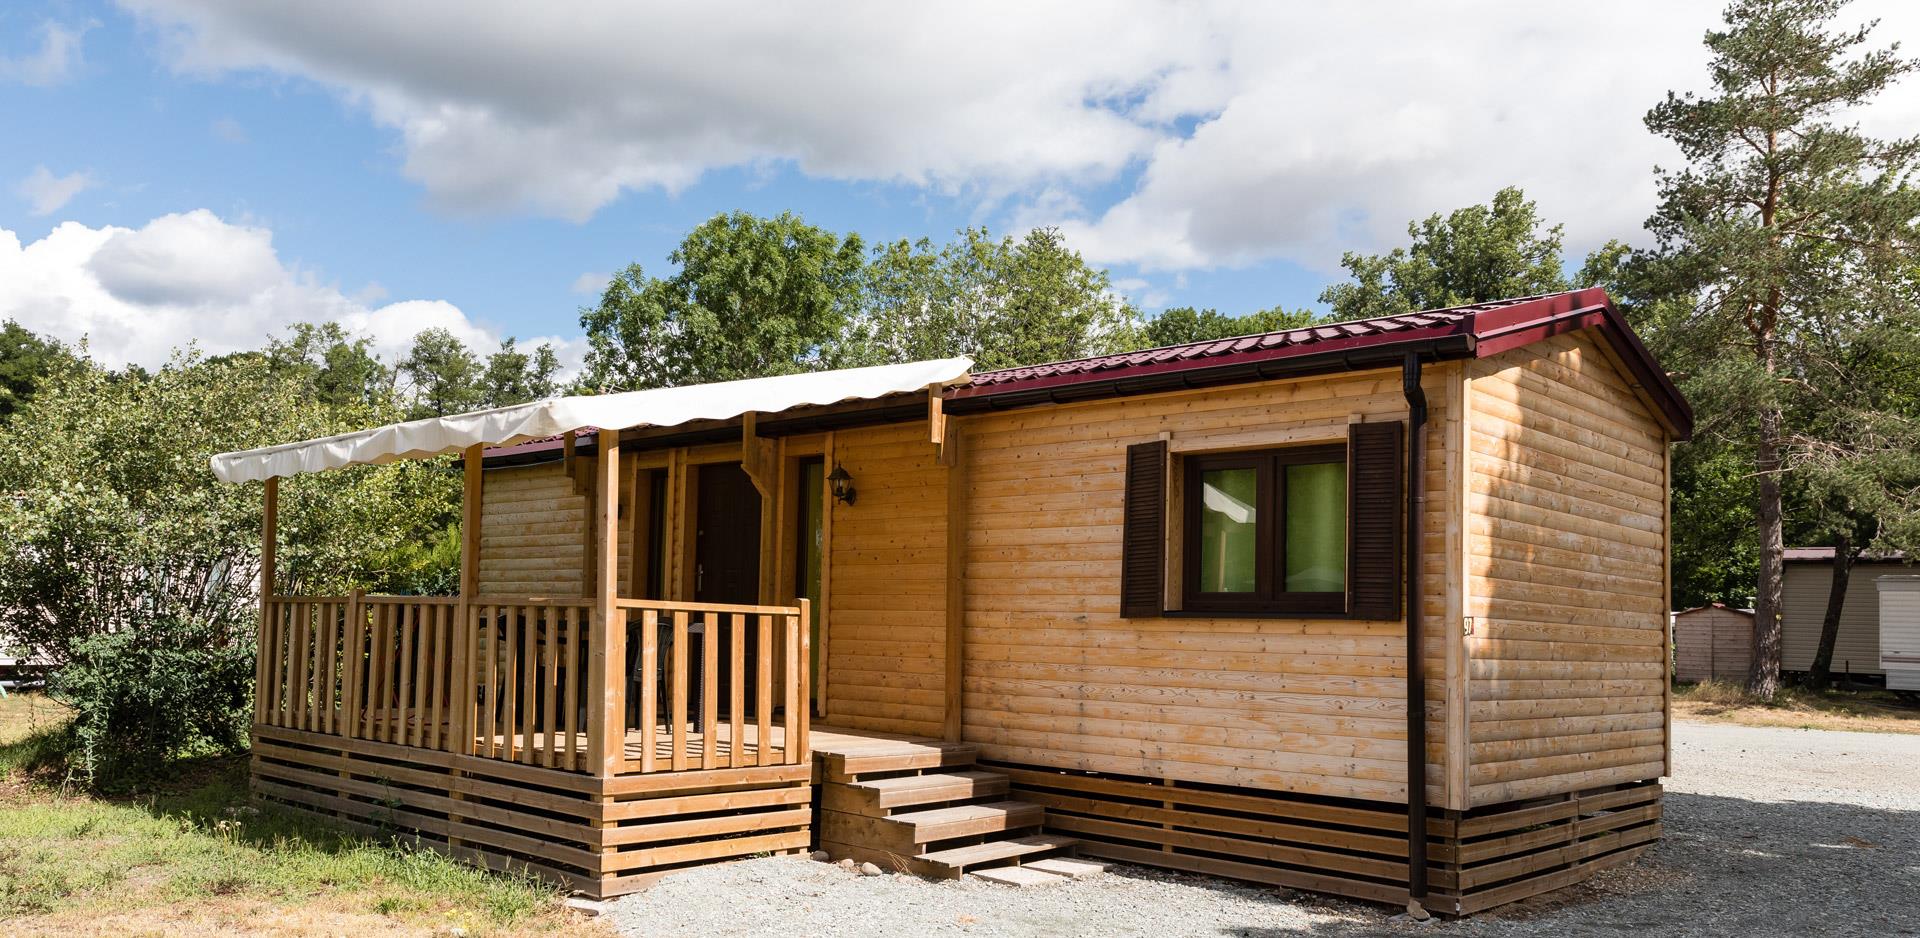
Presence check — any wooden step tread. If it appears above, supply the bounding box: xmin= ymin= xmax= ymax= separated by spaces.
xmin=851 ymin=770 xmax=1009 ymax=808
xmin=825 ymin=742 xmax=979 ymax=778
xmin=885 ymin=800 xmax=1043 ymax=841
xmin=916 ymin=834 xmax=1078 ymax=874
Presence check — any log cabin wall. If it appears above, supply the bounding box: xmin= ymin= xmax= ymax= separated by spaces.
xmin=1462 ymin=329 xmax=1671 ymax=807
xmin=820 ymin=421 xmax=951 ymax=739
xmin=951 ymin=366 xmax=1460 ymax=807
xmin=476 ymin=459 xmax=635 ymax=599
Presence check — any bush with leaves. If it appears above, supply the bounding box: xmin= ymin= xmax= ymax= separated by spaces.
xmin=50 ymin=622 xmax=254 ymax=787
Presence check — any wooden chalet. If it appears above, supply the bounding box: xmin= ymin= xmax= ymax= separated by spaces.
xmin=219 ymin=287 xmax=1690 ymax=916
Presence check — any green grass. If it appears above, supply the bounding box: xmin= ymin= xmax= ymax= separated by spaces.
xmin=0 ymin=694 xmax=603 ymax=936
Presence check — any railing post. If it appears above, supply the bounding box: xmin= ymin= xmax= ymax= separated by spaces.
xmin=796 ymin=598 xmax=811 ymax=761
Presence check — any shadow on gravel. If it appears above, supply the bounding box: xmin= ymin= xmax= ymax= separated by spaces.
xmin=1209 ymin=792 xmax=1920 ymax=937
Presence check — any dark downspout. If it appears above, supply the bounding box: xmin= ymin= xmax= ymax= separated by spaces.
xmin=1402 ymin=350 xmax=1430 ymax=919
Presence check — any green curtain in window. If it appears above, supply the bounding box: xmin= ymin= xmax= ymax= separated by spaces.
xmin=1285 ymin=462 xmax=1346 ymax=593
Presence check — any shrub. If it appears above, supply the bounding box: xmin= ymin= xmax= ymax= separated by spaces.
xmin=50 ymin=623 xmax=253 ymax=787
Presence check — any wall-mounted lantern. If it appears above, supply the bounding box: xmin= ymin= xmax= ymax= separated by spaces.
xmin=827 ymin=462 xmax=857 ymax=506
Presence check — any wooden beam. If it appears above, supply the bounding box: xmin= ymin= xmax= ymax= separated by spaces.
xmin=741 ymin=411 xmax=776 ymax=499
xmin=564 ymin=433 xmax=588 ymax=495
xmin=591 ymin=429 xmax=626 ymax=777
xmin=930 ymin=388 xmax=950 ymax=466
xmin=942 ymin=425 xmax=967 ymax=743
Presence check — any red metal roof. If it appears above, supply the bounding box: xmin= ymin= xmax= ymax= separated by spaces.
xmin=952 ymin=288 xmax=1693 ymax=438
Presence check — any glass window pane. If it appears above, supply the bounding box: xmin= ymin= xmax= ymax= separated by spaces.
xmin=1198 ymin=467 xmax=1259 ymax=593
xmin=1284 ymin=462 xmax=1346 ymax=593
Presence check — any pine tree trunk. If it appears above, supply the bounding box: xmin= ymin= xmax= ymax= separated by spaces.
xmin=1749 ymin=404 xmax=1785 ymax=698
xmin=1807 ymin=533 xmax=1855 ymax=691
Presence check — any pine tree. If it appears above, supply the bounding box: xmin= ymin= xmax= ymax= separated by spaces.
xmin=1643 ymin=0 xmax=1920 ymax=696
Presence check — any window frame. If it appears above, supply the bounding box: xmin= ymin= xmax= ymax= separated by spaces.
xmin=1180 ymin=443 xmax=1348 ymax=616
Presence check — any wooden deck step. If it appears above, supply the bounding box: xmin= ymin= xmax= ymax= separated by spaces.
xmin=822 ymin=741 xmax=979 ymax=779
xmin=883 ymin=801 xmax=1044 ymax=841
xmin=915 ymin=834 xmax=1079 ymax=879
xmin=828 ymin=771 xmax=1010 ymax=814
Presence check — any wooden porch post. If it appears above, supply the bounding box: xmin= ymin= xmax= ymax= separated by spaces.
xmin=589 ymin=429 xmax=626 ymax=776
xmin=255 ymin=476 xmax=278 ymax=724
xmin=453 ymin=444 xmax=483 ymax=754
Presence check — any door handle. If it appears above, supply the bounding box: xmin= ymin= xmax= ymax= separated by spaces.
xmin=696 ymin=563 xmax=703 ymax=592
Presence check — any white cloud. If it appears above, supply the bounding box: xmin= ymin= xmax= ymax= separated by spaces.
xmin=15 ymin=166 xmax=97 ymax=215
xmin=0 ymin=19 xmax=91 ymax=86
xmin=570 ymin=271 xmax=611 ymax=296
xmin=115 ymin=1 xmax=1920 ymax=272
xmin=0 ymin=209 xmax=585 ymax=373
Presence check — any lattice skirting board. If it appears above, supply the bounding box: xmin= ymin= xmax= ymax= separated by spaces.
xmin=992 ymin=762 xmax=1662 ymax=916
xmin=250 ymin=725 xmax=813 ymax=899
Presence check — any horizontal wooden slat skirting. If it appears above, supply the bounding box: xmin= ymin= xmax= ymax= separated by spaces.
xmin=250 ymin=724 xmax=812 ymax=898
xmin=993 ymin=760 xmax=1660 ymax=916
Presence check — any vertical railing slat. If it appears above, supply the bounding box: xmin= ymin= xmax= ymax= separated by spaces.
xmin=783 ymin=613 xmax=801 ymax=766
xmin=291 ymin=601 xmax=309 ymax=731
xmin=503 ymin=606 xmax=521 ymax=761
xmin=342 ymin=591 xmax=364 ymax=739
xmin=640 ymin=609 xmax=658 ymax=773
xmin=520 ymin=605 xmax=538 ymax=765
xmin=541 ymin=606 xmax=559 ymax=768
xmin=729 ymin=613 xmax=745 ymax=769
xmin=671 ymin=610 xmax=688 ymax=772
xmin=562 ymin=607 xmax=579 ymax=770
xmin=756 ymin=614 xmax=773 ymax=767
xmin=482 ymin=604 xmax=499 ymax=759
xmin=394 ymin=603 xmax=415 ymax=746
xmin=429 ymin=604 xmax=447 ymax=751
xmin=700 ymin=613 xmax=718 ymax=770
xmin=320 ymin=602 xmax=338 ymax=735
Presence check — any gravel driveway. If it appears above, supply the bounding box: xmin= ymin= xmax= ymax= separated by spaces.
xmin=606 ymin=720 xmax=1920 ymax=938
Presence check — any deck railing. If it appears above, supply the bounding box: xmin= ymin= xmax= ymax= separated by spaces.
xmin=615 ymin=598 xmax=811 ymax=774
xmin=468 ymin=597 xmax=596 ymax=770
xmin=256 ymin=592 xmax=807 ymax=777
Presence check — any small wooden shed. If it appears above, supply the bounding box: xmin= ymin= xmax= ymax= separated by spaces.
xmin=217 ymin=288 xmax=1689 ymax=917
xmin=1671 ymin=604 xmax=1752 ymax=683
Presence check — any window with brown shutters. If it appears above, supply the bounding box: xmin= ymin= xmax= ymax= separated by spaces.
xmin=1347 ymin=421 xmax=1404 ymax=620
xmin=1120 ymin=440 xmax=1167 ymax=617
xmin=1121 ymin=422 xmax=1405 ymax=620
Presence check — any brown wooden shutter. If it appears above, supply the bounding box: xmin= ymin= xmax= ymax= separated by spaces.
xmin=1348 ymin=421 xmax=1403 ymax=620
xmin=1121 ymin=440 xmax=1167 ymax=618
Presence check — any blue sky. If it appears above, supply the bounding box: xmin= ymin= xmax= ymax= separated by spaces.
xmin=4 ymin=2 xmax=1916 ymax=369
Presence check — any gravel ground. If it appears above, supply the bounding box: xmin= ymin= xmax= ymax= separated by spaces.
xmin=606 ymin=720 xmax=1920 ymax=938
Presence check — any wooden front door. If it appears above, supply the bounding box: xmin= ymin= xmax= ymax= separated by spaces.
xmin=696 ymin=462 xmax=762 ymax=717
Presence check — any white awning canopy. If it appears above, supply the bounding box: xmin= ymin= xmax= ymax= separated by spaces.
xmin=211 ymin=357 xmax=973 ymax=483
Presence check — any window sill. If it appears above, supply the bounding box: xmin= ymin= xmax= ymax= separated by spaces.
xmin=1154 ymin=608 xmax=1353 ymax=621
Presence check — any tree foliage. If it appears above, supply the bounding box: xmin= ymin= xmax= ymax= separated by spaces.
xmin=0 ymin=319 xmax=72 ymax=423
xmin=1142 ymin=305 xmax=1321 ymax=347
xmin=1319 ymin=187 xmax=1570 ymax=320
xmin=848 ymin=227 xmax=1141 ymax=371
xmin=1640 ymin=0 xmax=1920 ymax=695
xmin=579 ymin=211 xmax=867 ymax=390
